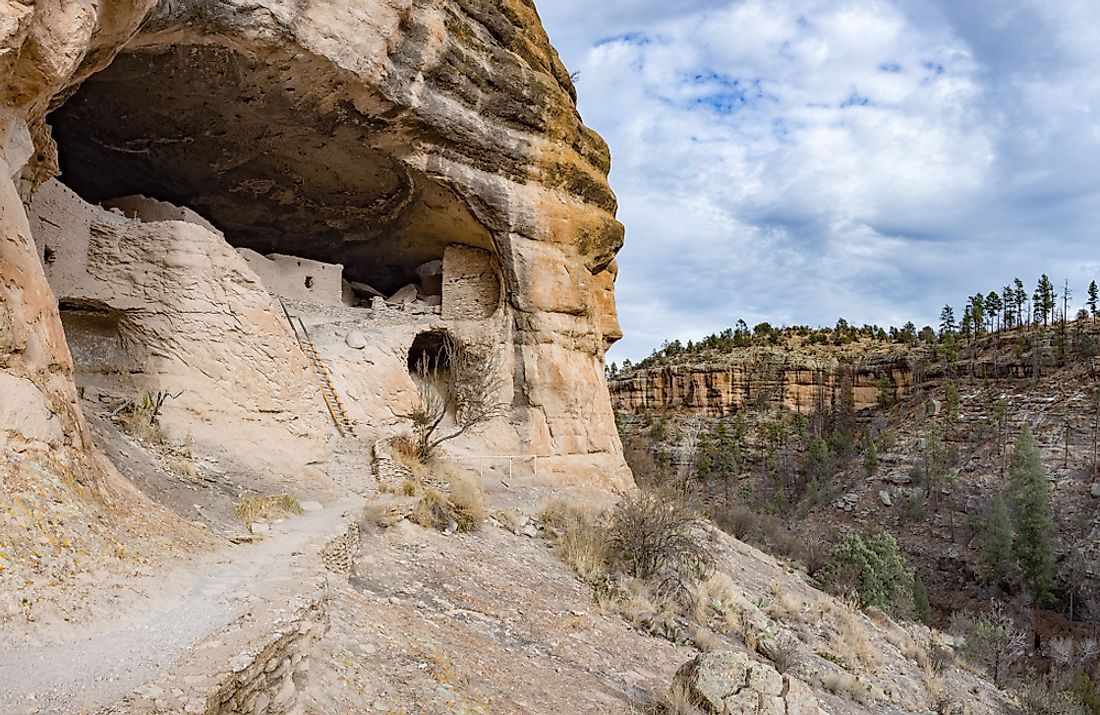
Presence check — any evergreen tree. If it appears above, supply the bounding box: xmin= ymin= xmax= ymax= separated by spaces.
xmin=985 ymin=291 xmax=1003 ymax=332
xmin=863 ymin=437 xmax=879 ymax=478
xmin=970 ymin=294 xmax=985 ymax=336
xmin=981 ymin=493 xmax=1014 ymax=583
xmin=939 ymin=305 xmax=956 ymax=337
xmin=1013 ymin=278 xmax=1027 ymax=326
xmin=1002 ymin=286 xmax=1015 ymax=328
xmin=913 ymin=574 xmax=932 ymax=625
xmin=696 ymin=431 xmax=713 ymax=480
xmin=1034 ymin=274 xmax=1056 ymax=326
xmin=876 ymin=373 xmax=895 ymax=408
xmin=942 ymin=380 xmax=961 ymax=444
xmin=1010 ymin=425 xmax=1055 ymax=610
xmin=1089 ymin=280 xmax=1099 ymax=319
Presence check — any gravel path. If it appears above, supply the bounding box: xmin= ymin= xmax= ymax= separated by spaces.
xmin=0 ymin=497 xmax=360 ymax=715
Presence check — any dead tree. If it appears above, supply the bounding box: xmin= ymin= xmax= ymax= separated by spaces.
xmin=404 ymin=335 xmax=507 ymax=461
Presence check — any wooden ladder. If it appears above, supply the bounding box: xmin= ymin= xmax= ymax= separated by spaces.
xmin=279 ymin=299 xmax=356 ymax=437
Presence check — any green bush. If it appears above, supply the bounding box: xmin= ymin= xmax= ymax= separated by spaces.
xmin=820 ymin=531 xmax=914 ymax=616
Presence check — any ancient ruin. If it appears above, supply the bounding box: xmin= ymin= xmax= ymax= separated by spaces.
xmin=1 ymin=0 xmax=631 ymax=489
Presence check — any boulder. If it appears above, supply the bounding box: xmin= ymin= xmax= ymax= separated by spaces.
xmin=415 ymin=259 xmax=444 ymax=297
xmin=345 ymin=331 xmax=367 ymax=350
xmin=1091 ymin=483 xmax=1100 ymax=498
xmin=672 ymin=651 xmax=820 ymax=715
xmin=879 ymin=490 xmax=892 ymax=507
xmin=385 ymin=284 xmax=418 ymax=305
xmin=348 ymin=281 xmax=384 ymax=298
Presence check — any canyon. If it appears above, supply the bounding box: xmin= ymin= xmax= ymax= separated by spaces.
xmin=0 ymin=1 xmax=1033 ymax=713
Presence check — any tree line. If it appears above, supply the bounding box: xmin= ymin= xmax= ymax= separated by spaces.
xmin=607 ymin=275 xmax=1100 ymax=378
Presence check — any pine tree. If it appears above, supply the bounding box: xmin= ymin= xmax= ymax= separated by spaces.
xmin=1089 ymin=280 xmax=1099 ymax=319
xmin=1010 ymin=425 xmax=1055 ymax=611
xmin=1013 ymin=278 xmax=1027 ymax=326
xmin=1002 ymin=286 xmax=1015 ymax=329
xmin=913 ymin=574 xmax=932 ymax=625
xmin=939 ymin=305 xmax=956 ymax=337
xmin=1035 ymin=275 xmax=1056 ymax=326
xmin=970 ymin=294 xmax=985 ymax=336
xmin=986 ymin=291 xmax=1003 ymax=332
xmin=863 ymin=437 xmax=879 ymax=477
xmin=981 ymin=494 xmax=1014 ymax=583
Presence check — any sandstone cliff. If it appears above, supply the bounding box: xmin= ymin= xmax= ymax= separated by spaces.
xmin=612 ymin=345 xmax=916 ymax=416
xmin=1 ymin=0 xmax=630 ymax=488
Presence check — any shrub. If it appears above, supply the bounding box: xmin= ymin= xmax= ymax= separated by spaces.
xmin=412 ymin=488 xmax=481 ymax=532
xmin=539 ymin=499 xmax=609 ymax=582
xmin=820 ymin=531 xmax=914 ymax=616
xmin=235 ymin=494 xmax=302 ymax=525
xmin=913 ymin=574 xmax=932 ymax=625
xmin=447 ymin=470 xmax=487 ymax=525
xmin=607 ymin=490 xmax=714 ymax=605
xmin=759 ymin=635 xmax=803 ymax=674
xmin=949 ymin=601 xmax=1026 ymax=686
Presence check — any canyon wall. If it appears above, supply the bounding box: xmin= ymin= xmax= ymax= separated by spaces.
xmin=0 ymin=0 xmax=631 ymax=489
xmin=611 ymin=349 xmax=916 ymax=417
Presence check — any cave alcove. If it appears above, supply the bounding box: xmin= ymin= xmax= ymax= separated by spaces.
xmin=47 ymin=42 xmax=495 ymax=296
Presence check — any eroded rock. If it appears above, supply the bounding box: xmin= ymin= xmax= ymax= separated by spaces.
xmin=672 ymin=651 xmax=820 ymax=715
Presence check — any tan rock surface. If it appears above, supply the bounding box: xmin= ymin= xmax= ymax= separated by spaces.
xmin=2 ymin=0 xmax=632 ymax=490
xmin=612 ymin=348 xmax=915 ymax=416
xmin=673 ymin=650 xmax=820 ymax=715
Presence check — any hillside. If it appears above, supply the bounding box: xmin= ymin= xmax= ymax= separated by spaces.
xmin=611 ymin=318 xmax=1100 ymax=696
xmin=0 ymin=1 xmax=1062 ymax=713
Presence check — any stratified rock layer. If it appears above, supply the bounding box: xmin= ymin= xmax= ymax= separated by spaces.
xmin=1 ymin=0 xmax=631 ymax=488
xmin=612 ymin=348 xmax=915 ymax=417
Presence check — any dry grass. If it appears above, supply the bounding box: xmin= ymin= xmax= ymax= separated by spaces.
xmin=616 ymin=577 xmax=659 ymax=626
xmin=447 ymin=470 xmax=487 ymax=524
xmin=539 ymin=498 xmax=609 ymax=581
xmin=166 ymin=456 xmax=198 ymax=480
xmin=832 ymin=606 xmax=880 ymax=670
xmin=821 ymin=670 xmax=870 ymax=702
xmin=690 ymin=625 xmax=723 ymax=652
xmin=495 ymin=508 xmax=526 ymax=534
xmin=119 ymin=404 xmax=161 ymax=443
xmin=767 ymin=580 xmax=810 ymax=622
xmin=412 ymin=489 xmax=481 ymax=532
xmin=235 ymin=494 xmax=302 ymax=525
xmin=359 ymin=501 xmax=394 ymax=531
xmin=662 ymin=682 xmax=702 ymax=715
xmin=759 ymin=635 xmax=803 ymax=674
xmin=692 ymin=572 xmax=738 ymax=626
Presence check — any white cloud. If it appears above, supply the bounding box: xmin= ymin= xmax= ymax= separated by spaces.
xmin=538 ymin=0 xmax=1100 ymax=362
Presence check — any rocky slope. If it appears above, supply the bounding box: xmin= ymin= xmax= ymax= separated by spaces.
xmin=611 ymin=323 xmax=1100 ymax=634
xmin=0 ymin=2 xmax=1025 ymax=713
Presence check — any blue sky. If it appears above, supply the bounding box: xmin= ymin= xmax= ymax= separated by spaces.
xmin=537 ymin=1 xmax=1100 ymax=363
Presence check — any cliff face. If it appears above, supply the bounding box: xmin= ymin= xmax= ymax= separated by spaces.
xmin=611 ymin=348 xmax=916 ymax=417
xmin=0 ymin=0 xmax=630 ymax=487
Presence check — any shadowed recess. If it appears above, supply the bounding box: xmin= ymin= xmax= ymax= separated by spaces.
xmin=49 ymin=43 xmax=493 ymax=295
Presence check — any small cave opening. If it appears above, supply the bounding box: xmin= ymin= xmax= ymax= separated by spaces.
xmin=408 ymin=331 xmax=451 ymax=375
xmin=46 ymin=41 xmax=496 ymax=299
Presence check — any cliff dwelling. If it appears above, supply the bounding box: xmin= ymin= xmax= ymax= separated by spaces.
xmin=23 ymin=37 xmax=512 ymax=479
xmin=44 ymin=44 xmax=509 ymax=301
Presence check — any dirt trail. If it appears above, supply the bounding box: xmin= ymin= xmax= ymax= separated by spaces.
xmin=0 ymin=497 xmax=361 ymax=715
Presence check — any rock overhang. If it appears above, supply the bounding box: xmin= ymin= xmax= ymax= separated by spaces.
xmin=50 ymin=42 xmax=494 ymax=295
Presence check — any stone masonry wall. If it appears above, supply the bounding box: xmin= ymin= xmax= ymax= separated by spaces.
xmin=115 ymin=581 xmax=328 ymax=715
xmin=442 ymin=244 xmax=501 ymax=322
xmin=237 ymin=248 xmax=351 ymax=307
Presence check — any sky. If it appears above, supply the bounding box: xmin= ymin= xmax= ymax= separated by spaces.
xmin=537 ymin=0 xmax=1100 ymax=363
